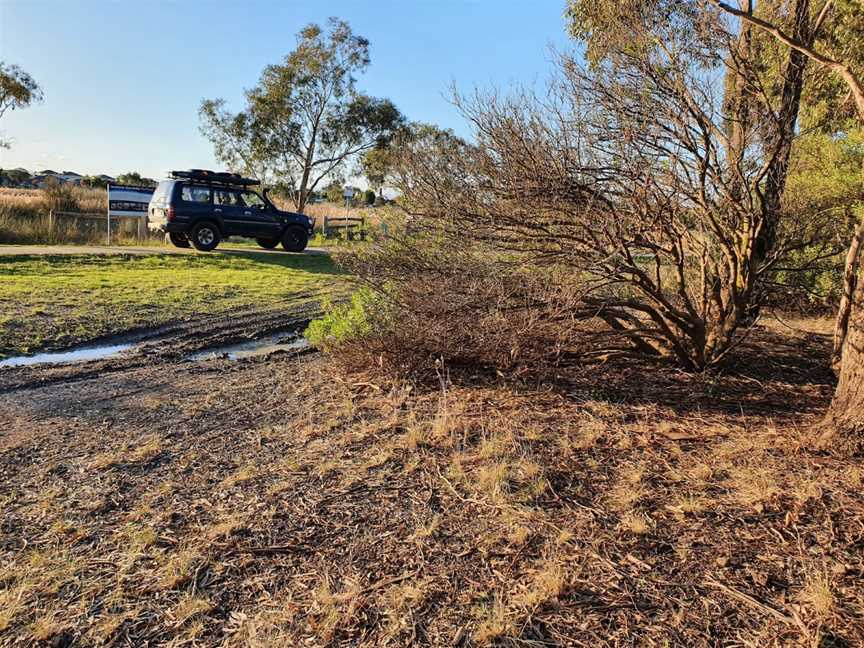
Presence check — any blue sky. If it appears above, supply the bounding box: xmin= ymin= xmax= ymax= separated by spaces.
xmin=0 ymin=0 xmax=571 ymax=179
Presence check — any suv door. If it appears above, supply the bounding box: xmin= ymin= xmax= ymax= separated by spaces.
xmin=179 ymin=184 xmax=213 ymax=226
xmin=212 ymin=189 xmax=248 ymax=236
xmin=237 ymin=190 xmax=282 ymax=239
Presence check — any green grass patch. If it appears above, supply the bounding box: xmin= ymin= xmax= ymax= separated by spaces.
xmin=305 ymin=287 xmax=387 ymax=351
xmin=0 ymin=250 xmax=344 ymax=357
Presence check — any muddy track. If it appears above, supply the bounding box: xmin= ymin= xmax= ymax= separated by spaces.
xmin=0 ymin=297 xmax=329 ymax=395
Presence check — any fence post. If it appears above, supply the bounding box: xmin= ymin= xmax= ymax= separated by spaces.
xmin=323 ymin=216 xmax=329 ymax=238
xmin=48 ymin=209 xmax=54 ymax=234
xmin=106 ymin=184 xmax=111 ymax=246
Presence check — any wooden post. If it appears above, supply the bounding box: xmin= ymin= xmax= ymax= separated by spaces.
xmin=106 ymin=184 xmax=111 ymax=246
xmin=48 ymin=209 xmax=54 ymax=234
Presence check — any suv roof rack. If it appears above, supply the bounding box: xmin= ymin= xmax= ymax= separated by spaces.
xmin=169 ymin=169 xmax=259 ymax=187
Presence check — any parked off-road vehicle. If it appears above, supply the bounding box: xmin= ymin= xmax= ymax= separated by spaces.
xmin=147 ymin=170 xmax=314 ymax=252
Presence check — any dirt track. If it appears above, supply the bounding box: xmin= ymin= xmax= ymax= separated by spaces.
xmin=0 ymin=302 xmax=320 ymax=396
xmin=2 ymin=316 xmax=863 ymax=646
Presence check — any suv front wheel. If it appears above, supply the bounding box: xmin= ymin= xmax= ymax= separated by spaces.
xmin=281 ymin=226 xmax=308 ymax=253
xmin=190 ymin=221 xmax=221 ymax=252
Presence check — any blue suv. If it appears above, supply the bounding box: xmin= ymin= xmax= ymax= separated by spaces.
xmin=147 ymin=170 xmax=314 ymax=252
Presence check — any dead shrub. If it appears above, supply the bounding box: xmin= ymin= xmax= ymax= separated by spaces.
xmin=324 ymin=27 xmax=842 ymax=376
xmin=41 ymin=179 xmax=80 ymax=213
xmin=330 ymin=233 xmax=622 ymax=384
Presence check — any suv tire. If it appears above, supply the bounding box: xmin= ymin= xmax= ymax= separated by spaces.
xmin=256 ymin=237 xmax=279 ymax=249
xmin=281 ymin=226 xmax=308 ymax=253
xmin=190 ymin=221 xmax=221 ymax=252
xmin=168 ymin=232 xmax=191 ymax=249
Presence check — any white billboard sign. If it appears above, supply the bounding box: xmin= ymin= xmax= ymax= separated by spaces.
xmin=106 ymin=184 xmax=156 ymax=244
xmin=107 ymin=184 xmax=155 ymax=218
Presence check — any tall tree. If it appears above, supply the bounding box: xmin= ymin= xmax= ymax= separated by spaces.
xmin=566 ymin=1 xmax=824 ymax=319
xmin=360 ymin=146 xmax=391 ymax=199
xmin=200 ymin=18 xmax=404 ymax=214
xmin=714 ymin=0 xmax=864 ymax=453
xmin=360 ymin=123 xmax=436 ymax=198
xmin=0 ymin=62 xmax=42 ymax=148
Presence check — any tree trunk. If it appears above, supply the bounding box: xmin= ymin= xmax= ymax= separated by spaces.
xmin=816 ymin=259 xmax=864 ymax=455
xmin=723 ymin=0 xmax=752 ymax=182
xmin=832 ymin=213 xmax=864 ymax=371
xmin=712 ymin=0 xmax=864 ymax=456
xmin=754 ymin=0 xmax=810 ymax=265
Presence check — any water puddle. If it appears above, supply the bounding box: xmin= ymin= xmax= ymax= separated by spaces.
xmin=0 ymin=331 xmax=310 ymax=368
xmin=189 ymin=334 xmax=310 ymax=362
xmin=0 ymin=342 xmax=133 ymax=368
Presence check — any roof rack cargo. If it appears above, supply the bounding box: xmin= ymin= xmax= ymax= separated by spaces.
xmin=169 ymin=169 xmax=260 ymax=187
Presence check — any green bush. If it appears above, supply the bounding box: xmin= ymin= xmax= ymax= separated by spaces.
xmin=325 ymin=182 xmax=344 ymax=205
xmin=305 ymin=287 xmax=387 ymax=351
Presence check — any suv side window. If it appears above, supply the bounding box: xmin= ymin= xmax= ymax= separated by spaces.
xmin=181 ymin=185 xmax=211 ymax=203
xmin=151 ymin=180 xmax=173 ymax=206
xmin=213 ymin=189 xmax=242 ymax=206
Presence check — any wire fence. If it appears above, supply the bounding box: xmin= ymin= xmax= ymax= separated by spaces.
xmin=48 ymin=210 xmax=154 ymax=244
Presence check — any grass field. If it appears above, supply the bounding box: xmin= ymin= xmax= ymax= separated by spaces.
xmin=0 ymin=250 xmax=344 ymax=357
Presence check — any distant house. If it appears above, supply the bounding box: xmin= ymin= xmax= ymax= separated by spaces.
xmin=5 ymin=168 xmax=117 ymax=189
xmin=32 ymin=170 xmax=84 ymax=187
xmin=58 ymin=171 xmax=83 ymax=185
xmin=0 ymin=168 xmax=34 ymax=188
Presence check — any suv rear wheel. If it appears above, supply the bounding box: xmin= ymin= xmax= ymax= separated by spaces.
xmin=256 ymin=237 xmax=279 ymax=249
xmin=168 ymin=232 xmax=191 ymax=249
xmin=281 ymin=226 xmax=308 ymax=253
xmin=190 ymin=221 xmax=221 ymax=252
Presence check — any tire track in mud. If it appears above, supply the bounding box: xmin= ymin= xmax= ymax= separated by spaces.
xmin=0 ymin=294 xmax=334 ymax=395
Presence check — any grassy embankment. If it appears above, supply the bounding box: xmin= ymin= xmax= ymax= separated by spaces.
xmin=0 ymin=251 xmax=344 ymax=358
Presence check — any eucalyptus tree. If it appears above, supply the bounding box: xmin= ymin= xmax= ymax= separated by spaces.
xmin=0 ymin=61 xmax=42 ymax=148
xmin=200 ymin=18 xmax=403 ymax=213
xmin=714 ymin=0 xmax=864 ymax=453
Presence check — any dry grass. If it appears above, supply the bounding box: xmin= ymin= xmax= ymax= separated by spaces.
xmin=0 ymin=186 xmax=152 ymax=244
xmin=0 ymin=186 xmax=106 ymax=212
xmin=798 ymin=570 xmax=836 ymax=622
xmin=0 ymin=318 xmax=862 ymax=646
